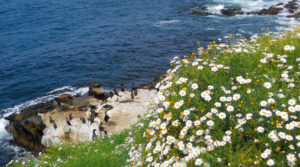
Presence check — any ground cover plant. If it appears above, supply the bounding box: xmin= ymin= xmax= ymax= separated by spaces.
xmin=127 ymin=28 xmax=300 ymax=167
xmin=10 ymin=28 xmax=299 ymax=167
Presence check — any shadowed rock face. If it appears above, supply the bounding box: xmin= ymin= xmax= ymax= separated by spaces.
xmin=4 ymin=91 xmax=76 ymax=152
xmin=88 ymin=82 xmax=110 ymax=100
xmin=5 ymin=111 xmax=46 ymax=152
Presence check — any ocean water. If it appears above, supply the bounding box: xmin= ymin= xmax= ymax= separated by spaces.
xmin=0 ymin=0 xmax=298 ymax=165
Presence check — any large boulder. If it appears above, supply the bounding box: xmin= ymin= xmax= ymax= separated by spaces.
xmin=257 ymin=6 xmax=283 ymax=15
xmin=5 ymin=113 xmax=46 ymax=152
xmin=287 ymin=11 xmax=300 ymax=18
xmin=192 ymin=11 xmax=212 ymax=16
xmin=284 ymin=0 xmax=299 ymax=13
xmin=88 ymin=82 xmax=109 ymax=100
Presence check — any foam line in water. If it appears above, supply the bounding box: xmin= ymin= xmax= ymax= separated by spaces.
xmin=153 ymin=20 xmax=180 ymax=27
xmin=211 ymin=0 xmax=295 ymax=12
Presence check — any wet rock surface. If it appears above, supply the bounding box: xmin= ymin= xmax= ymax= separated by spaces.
xmin=192 ymin=11 xmax=212 ymax=16
xmin=191 ymin=0 xmax=299 ymax=18
xmin=257 ymin=6 xmax=284 ymax=15
xmin=287 ymin=11 xmax=300 ymax=18
xmin=221 ymin=8 xmax=244 ymax=16
xmin=285 ymin=0 xmax=299 ymax=13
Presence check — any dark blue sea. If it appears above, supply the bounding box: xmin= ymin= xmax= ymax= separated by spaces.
xmin=0 ymin=0 xmax=298 ymax=165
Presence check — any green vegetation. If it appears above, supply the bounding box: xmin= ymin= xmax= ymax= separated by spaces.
xmin=10 ymin=28 xmax=299 ymax=167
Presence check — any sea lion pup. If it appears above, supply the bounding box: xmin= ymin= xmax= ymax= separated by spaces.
xmin=120 ymin=84 xmax=125 ymax=92
xmin=113 ymin=88 xmax=119 ymax=96
xmin=92 ymin=129 xmax=97 ymax=140
xmin=49 ymin=116 xmax=54 ymax=124
xmin=66 ymin=118 xmax=72 ymax=126
xmin=68 ymin=113 xmax=73 ymax=120
xmin=80 ymin=117 xmax=86 ymax=124
xmin=104 ymin=110 xmax=110 ymax=123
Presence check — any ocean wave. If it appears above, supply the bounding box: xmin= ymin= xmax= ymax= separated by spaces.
xmin=275 ymin=17 xmax=300 ymax=31
xmin=205 ymin=4 xmax=224 ymax=14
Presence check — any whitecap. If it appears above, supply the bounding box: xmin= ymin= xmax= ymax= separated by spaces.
xmin=153 ymin=20 xmax=180 ymax=27
xmin=205 ymin=4 xmax=224 ymax=14
xmin=158 ymin=20 xmax=180 ymax=24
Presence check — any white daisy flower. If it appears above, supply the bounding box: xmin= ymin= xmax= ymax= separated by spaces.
xmin=264 ymin=82 xmax=272 ymax=89
xmin=266 ymin=159 xmax=275 ymax=166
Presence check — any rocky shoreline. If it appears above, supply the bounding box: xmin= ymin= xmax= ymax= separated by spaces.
xmin=192 ymin=0 xmax=300 ymax=18
xmin=4 ymin=75 xmax=165 ymax=154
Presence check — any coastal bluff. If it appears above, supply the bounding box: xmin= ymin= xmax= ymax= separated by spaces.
xmin=4 ymin=78 xmax=164 ymax=153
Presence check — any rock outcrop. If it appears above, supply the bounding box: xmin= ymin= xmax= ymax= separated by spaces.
xmin=88 ymin=82 xmax=109 ymax=100
xmin=192 ymin=11 xmax=212 ymax=16
xmin=285 ymin=0 xmax=299 ymax=13
xmin=256 ymin=6 xmax=284 ymax=15
xmin=4 ymin=81 xmax=159 ymax=152
xmin=221 ymin=8 xmax=244 ymax=16
xmin=191 ymin=0 xmax=299 ymax=18
xmin=287 ymin=11 xmax=300 ymax=18
xmin=190 ymin=0 xmax=299 ymax=18
xmin=5 ymin=109 xmax=46 ymax=152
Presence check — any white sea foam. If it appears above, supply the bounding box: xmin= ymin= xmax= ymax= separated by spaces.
xmin=0 ymin=86 xmax=89 ymax=138
xmin=212 ymin=0 xmax=292 ymax=12
xmin=0 ymin=118 xmax=9 ymax=138
xmin=206 ymin=4 xmax=224 ymax=14
xmin=154 ymin=20 xmax=180 ymax=27
xmin=158 ymin=20 xmax=180 ymax=24
xmin=206 ymin=27 xmax=216 ymax=30
xmin=275 ymin=17 xmax=300 ymax=31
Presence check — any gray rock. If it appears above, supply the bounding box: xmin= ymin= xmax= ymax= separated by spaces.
xmin=221 ymin=8 xmax=244 ymax=16
xmin=257 ymin=6 xmax=283 ymax=15
xmin=192 ymin=11 xmax=212 ymax=16
xmin=287 ymin=11 xmax=300 ymax=18
xmin=284 ymin=0 xmax=299 ymax=13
